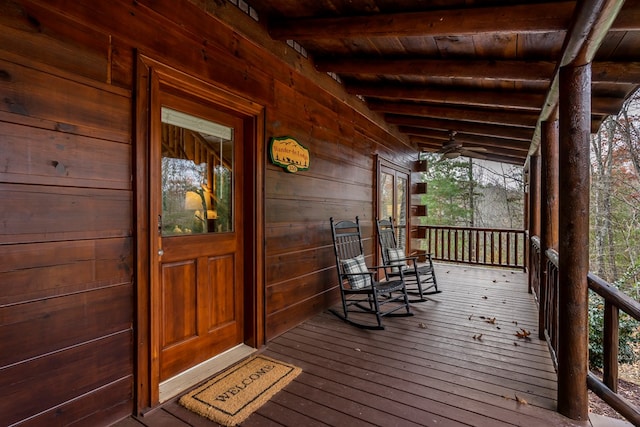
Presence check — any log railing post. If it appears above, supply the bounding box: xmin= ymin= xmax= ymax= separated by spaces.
xmin=557 ymin=62 xmax=591 ymax=421
xmin=539 ymin=118 xmax=559 ymax=340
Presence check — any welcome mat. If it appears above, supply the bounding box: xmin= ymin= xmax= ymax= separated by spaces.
xmin=179 ymin=355 xmax=302 ymax=426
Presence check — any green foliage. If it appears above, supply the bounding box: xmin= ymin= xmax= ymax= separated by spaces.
xmin=588 ymin=290 xmax=640 ymax=370
xmin=422 ymin=154 xmax=478 ymax=226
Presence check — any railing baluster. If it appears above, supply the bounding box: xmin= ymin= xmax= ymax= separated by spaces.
xmin=603 ymin=301 xmax=619 ymax=392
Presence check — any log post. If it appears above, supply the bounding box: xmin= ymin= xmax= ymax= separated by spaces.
xmin=539 ymin=118 xmax=559 ymax=340
xmin=528 ymin=152 xmax=540 ymax=293
xmin=557 ymin=62 xmax=591 ymax=421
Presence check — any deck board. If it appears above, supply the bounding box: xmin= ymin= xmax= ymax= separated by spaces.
xmin=114 ymin=263 xmax=591 ymax=427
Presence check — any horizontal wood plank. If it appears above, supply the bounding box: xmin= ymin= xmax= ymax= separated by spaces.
xmin=0 ymin=184 xmax=131 ymax=244
xmin=0 ymin=238 xmax=132 ymax=306
xmin=0 ymin=120 xmax=131 ymax=189
xmin=0 ymin=330 xmax=133 ymax=425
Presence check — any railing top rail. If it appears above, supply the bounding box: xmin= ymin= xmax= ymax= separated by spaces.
xmin=587 ymin=273 xmax=640 ymax=321
xmin=545 ymin=248 xmax=559 ymax=268
xmin=531 ymin=235 xmax=541 ymax=249
xmin=421 ymin=225 xmax=526 ymax=233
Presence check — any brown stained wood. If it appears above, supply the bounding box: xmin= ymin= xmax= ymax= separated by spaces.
xmin=266 ymin=245 xmax=334 ymax=285
xmin=539 ymin=119 xmax=559 ymax=340
xmin=266 ymin=268 xmax=336 ymax=314
xmin=587 ymin=372 xmax=640 ymax=425
xmin=347 ymin=82 xmax=545 ymax=111
xmin=369 ymin=101 xmax=538 ymax=127
xmin=385 ymin=114 xmax=534 ymax=141
xmin=0 ymin=238 xmax=132 ymax=305
xmin=23 ymin=378 xmax=133 ymax=427
xmin=0 ymin=120 xmax=131 ymax=190
xmin=602 ymin=302 xmax=619 ymax=392
xmin=0 ymin=183 xmax=131 ymax=244
xmin=1 ymin=284 xmax=132 ymax=366
xmin=557 ymin=63 xmax=591 ymax=422
xmin=0 ymin=330 xmax=133 ymax=426
xmin=316 ymin=58 xmax=556 ymax=82
xmin=269 ymin=2 xmax=575 ymax=40
xmin=404 ymin=128 xmax=530 ymax=150
xmin=0 ymin=0 xmax=109 ymax=83
xmin=0 ymin=59 xmax=131 ymax=142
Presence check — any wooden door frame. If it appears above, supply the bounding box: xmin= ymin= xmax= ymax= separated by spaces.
xmin=134 ymin=54 xmax=265 ymax=413
xmin=375 ymin=156 xmax=411 ymax=262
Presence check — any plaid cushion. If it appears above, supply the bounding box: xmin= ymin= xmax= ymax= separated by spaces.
xmin=387 ymin=248 xmax=407 ymax=273
xmin=341 ymin=254 xmax=372 ymax=289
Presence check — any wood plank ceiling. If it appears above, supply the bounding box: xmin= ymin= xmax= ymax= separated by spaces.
xmin=248 ymin=0 xmax=640 ymax=165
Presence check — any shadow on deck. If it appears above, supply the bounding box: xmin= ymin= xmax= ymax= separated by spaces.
xmin=116 ymin=263 xmax=604 ymax=426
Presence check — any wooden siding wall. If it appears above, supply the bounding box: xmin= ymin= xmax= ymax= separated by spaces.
xmin=0 ymin=0 xmax=414 ymax=424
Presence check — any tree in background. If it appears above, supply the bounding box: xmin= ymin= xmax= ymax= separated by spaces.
xmin=588 ymin=90 xmax=640 ymax=369
xmin=590 ymin=90 xmax=640 ymax=297
xmin=422 ymin=153 xmax=524 ymax=229
xmin=422 ymin=154 xmax=478 ymax=226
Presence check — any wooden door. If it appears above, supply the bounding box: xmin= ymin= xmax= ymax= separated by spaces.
xmin=151 ymin=90 xmax=244 ymax=383
xmin=379 ymin=163 xmax=410 ymax=249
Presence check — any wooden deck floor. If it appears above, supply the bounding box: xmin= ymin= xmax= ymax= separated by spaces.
xmin=116 ymin=263 xmax=594 ymax=427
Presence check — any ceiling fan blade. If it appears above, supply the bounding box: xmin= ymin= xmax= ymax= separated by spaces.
xmin=460 ymin=150 xmax=487 ymax=159
xmin=463 ymin=147 xmax=488 ymax=152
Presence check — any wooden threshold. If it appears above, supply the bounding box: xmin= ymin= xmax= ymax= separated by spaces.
xmin=159 ymin=344 xmax=256 ymax=403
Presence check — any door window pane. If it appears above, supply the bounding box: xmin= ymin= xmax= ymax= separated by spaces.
xmin=396 ymin=176 xmax=407 ymax=247
xmin=161 ymin=107 xmax=233 ymax=236
xmin=380 ymin=171 xmax=394 ymax=220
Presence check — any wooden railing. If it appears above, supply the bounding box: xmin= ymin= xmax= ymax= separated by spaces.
xmin=587 ymin=273 xmax=640 ymax=425
xmin=419 ymin=225 xmax=526 ymax=269
xmin=531 ymin=237 xmax=640 ymax=424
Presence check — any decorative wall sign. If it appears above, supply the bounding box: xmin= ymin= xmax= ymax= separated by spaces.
xmin=269 ymin=136 xmax=310 ymax=173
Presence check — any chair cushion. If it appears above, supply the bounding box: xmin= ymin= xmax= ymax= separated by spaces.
xmin=387 ymin=248 xmax=407 ymax=273
xmin=341 ymin=254 xmax=372 ymax=289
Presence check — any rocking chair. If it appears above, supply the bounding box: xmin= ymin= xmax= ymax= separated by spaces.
xmin=376 ymin=217 xmax=440 ymax=302
xmin=330 ymin=217 xmax=412 ymax=330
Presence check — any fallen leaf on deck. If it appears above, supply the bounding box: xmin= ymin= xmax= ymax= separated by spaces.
xmin=479 ymin=315 xmax=486 ymax=320
xmin=492 ymin=279 xmax=497 ymax=283
xmin=482 ymin=296 xmax=488 ymax=299
xmin=468 ymin=314 xmax=474 ymax=320
xmin=496 ymin=326 xmax=501 ymax=330
xmin=515 ymin=328 xmax=531 ymax=339
xmin=418 ymin=322 xmax=427 ymax=329
xmin=515 ymin=394 xmax=528 ymax=405
xmin=473 ymin=334 xmax=483 ymax=341
xmin=485 ymin=317 xmax=496 ymax=324
xmin=514 ymin=342 xmax=519 ymax=346
xmin=354 ymin=348 xmax=361 ymax=352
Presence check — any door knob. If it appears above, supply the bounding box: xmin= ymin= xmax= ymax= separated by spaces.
xmin=158 ymin=249 xmax=164 ymax=256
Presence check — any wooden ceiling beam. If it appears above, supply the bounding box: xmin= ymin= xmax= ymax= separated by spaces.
xmin=315 ymin=58 xmax=555 ymax=82
xmin=592 ymin=62 xmax=640 ymax=84
xmin=385 ymin=115 xmax=534 ymax=141
xmin=368 ymin=100 xmax=538 ymax=127
xmin=346 ymin=83 xmax=544 ymax=111
xmin=268 ymin=2 xmax=575 ymax=40
xmin=531 ymin=0 xmax=626 ymax=155
xmin=399 ymin=127 xmax=531 ymax=151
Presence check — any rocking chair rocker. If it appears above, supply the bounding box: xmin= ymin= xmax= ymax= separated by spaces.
xmin=330 ymin=217 xmax=413 ymax=330
xmin=376 ymin=217 xmax=440 ymax=302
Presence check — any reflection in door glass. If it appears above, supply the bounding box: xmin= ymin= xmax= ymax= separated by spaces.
xmin=397 ymin=176 xmax=407 ymax=247
xmin=160 ymin=107 xmax=233 ymax=236
xmin=380 ymin=172 xmax=394 ymax=219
